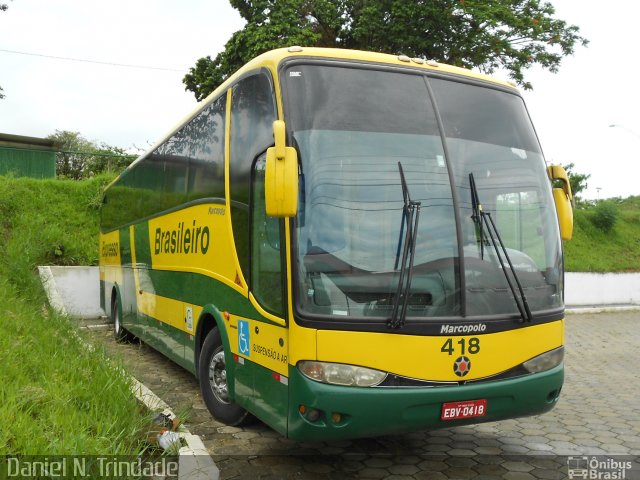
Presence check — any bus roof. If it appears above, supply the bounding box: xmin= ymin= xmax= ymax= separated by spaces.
xmin=229 ymin=46 xmax=516 ymax=94
xmin=116 ymin=47 xmax=516 ymax=182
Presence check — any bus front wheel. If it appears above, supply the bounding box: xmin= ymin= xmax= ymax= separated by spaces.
xmin=199 ymin=328 xmax=249 ymax=426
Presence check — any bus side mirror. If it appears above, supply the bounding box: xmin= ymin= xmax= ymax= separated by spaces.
xmin=547 ymin=165 xmax=573 ymax=241
xmin=265 ymin=120 xmax=298 ymax=217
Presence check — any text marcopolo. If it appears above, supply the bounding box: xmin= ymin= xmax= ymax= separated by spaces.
xmin=440 ymin=323 xmax=487 ymax=334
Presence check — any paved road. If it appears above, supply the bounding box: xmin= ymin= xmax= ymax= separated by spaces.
xmin=85 ymin=312 xmax=640 ymax=479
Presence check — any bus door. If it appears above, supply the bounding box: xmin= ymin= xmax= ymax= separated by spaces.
xmin=229 ymin=72 xmax=289 ymax=434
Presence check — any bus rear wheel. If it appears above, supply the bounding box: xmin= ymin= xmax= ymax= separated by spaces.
xmin=199 ymin=328 xmax=250 ymax=426
xmin=112 ymin=293 xmax=134 ymax=343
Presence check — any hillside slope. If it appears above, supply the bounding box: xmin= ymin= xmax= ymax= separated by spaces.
xmin=0 ymin=175 xmax=111 ymax=289
xmin=564 ymin=197 xmax=640 ymax=272
xmin=0 ymin=174 xmax=148 ymax=455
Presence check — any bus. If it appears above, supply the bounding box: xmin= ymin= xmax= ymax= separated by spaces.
xmin=99 ymin=47 xmax=574 ymax=441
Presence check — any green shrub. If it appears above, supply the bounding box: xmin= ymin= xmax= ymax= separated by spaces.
xmin=590 ymin=201 xmax=618 ymax=233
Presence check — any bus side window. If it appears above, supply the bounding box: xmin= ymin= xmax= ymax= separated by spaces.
xmin=230 ymin=72 xmax=278 ymax=280
xmin=186 ymin=95 xmax=226 ymax=202
xmin=251 ymin=154 xmax=284 ymax=316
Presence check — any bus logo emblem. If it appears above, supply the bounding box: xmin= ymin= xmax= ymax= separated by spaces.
xmin=453 ymin=356 xmax=471 ymax=377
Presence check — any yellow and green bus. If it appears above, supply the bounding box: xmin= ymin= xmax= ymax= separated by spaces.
xmin=99 ymin=47 xmax=574 ymax=440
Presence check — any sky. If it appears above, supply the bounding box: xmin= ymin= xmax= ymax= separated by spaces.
xmin=1 ymin=0 xmax=639 ymax=200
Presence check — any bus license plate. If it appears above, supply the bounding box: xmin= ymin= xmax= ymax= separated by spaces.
xmin=441 ymin=399 xmax=487 ymax=420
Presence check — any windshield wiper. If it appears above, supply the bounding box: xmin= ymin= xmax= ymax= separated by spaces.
xmin=469 ymin=174 xmax=486 ymax=260
xmin=389 ymin=162 xmax=421 ymax=329
xmin=468 ymin=173 xmax=533 ymax=323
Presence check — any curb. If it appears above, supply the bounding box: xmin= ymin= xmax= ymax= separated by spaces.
xmin=38 ymin=265 xmax=67 ymax=315
xmin=566 ymin=305 xmax=640 ymax=314
xmin=129 ymin=384 xmax=219 ymax=480
xmin=38 ymin=266 xmax=219 ymax=480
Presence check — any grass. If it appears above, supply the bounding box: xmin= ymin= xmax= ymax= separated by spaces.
xmin=564 ymin=197 xmax=640 ymax=272
xmin=0 ymin=174 xmax=151 ymax=455
xmin=0 ymin=282 xmax=147 ymax=454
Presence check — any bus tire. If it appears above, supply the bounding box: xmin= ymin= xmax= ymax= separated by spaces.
xmin=112 ymin=293 xmax=134 ymax=343
xmin=199 ymin=328 xmax=249 ymax=426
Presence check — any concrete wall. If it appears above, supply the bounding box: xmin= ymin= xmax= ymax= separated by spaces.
xmin=565 ymin=272 xmax=640 ymax=306
xmin=38 ymin=266 xmax=104 ymax=318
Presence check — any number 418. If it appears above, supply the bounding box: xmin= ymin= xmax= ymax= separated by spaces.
xmin=440 ymin=337 xmax=480 ymax=355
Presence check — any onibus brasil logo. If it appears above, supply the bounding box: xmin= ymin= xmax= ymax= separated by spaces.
xmin=568 ymin=456 xmax=633 ymax=479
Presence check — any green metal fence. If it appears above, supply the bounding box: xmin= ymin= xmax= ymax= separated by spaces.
xmin=0 ymin=146 xmax=57 ymax=178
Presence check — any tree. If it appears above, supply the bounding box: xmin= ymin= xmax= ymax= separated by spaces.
xmin=184 ymin=0 xmax=588 ymax=101
xmin=87 ymin=142 xmax=136 ymax=176
xmin=47 ymin=130 xmax=135 ymax=179
xmin=562 ymin=162 xmax=590 ymax=200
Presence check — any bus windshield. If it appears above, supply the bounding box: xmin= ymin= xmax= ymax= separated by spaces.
xmin=284 ymin=63 xmax=563 ymax=321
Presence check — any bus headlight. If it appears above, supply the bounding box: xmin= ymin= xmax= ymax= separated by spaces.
xmin=298 ymin=361 xmax=387 ymax=387
xmin=523 ymin=347 xmax=564 ymax=373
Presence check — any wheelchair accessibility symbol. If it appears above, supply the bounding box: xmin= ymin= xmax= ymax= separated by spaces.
xmin=238 ymin=320 xmax=250 ymax=356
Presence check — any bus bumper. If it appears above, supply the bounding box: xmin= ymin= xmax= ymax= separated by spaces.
xmin=286 ymin=364 xmax=563 ymax=441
